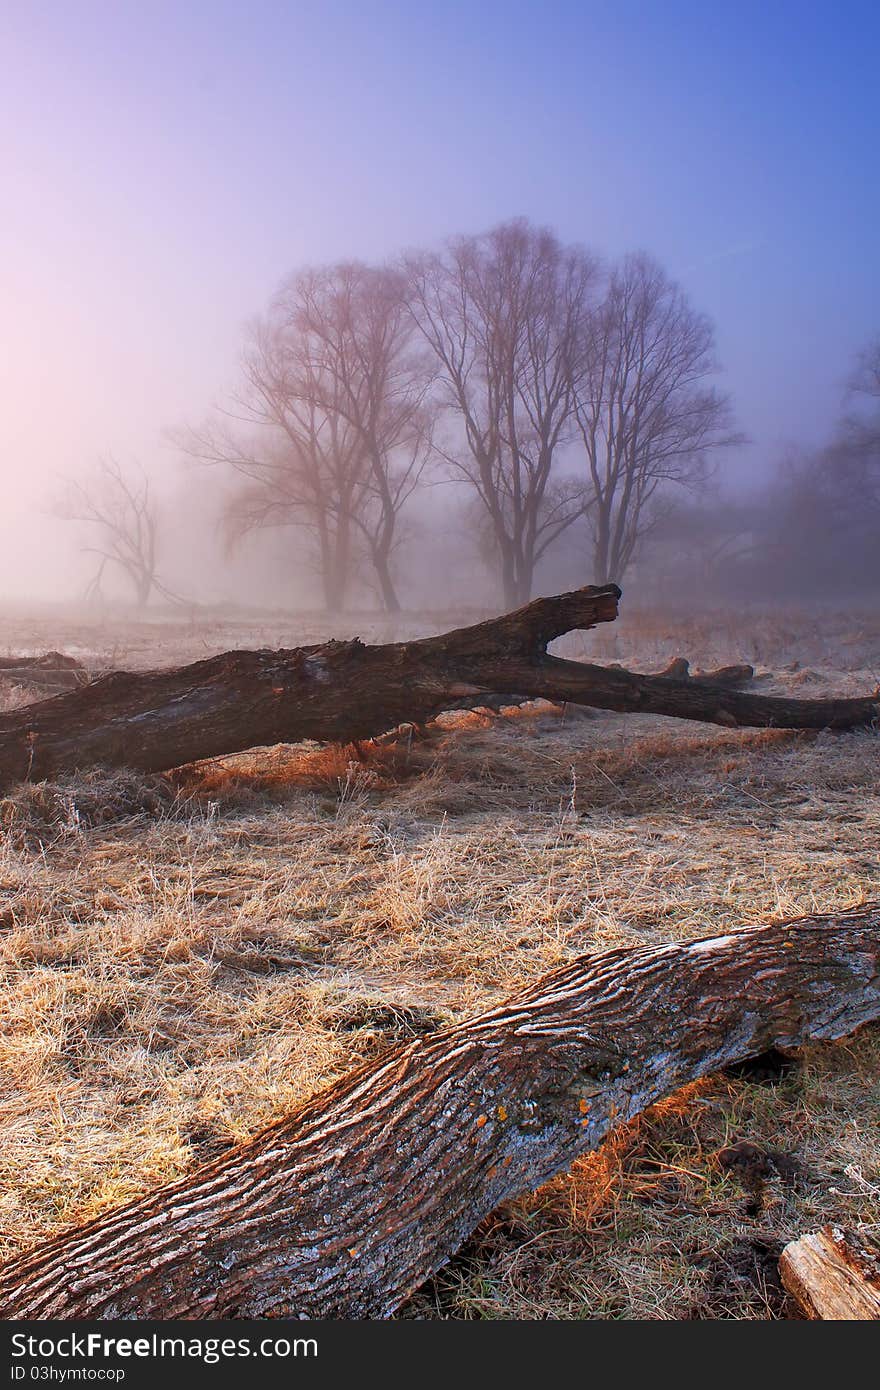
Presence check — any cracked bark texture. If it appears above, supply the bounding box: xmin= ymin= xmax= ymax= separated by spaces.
xmin=0 ymin=903 xmax=877 ymax=1320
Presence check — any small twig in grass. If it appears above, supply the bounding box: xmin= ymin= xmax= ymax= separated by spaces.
xmin=635 ymin=1158 xmax=708 ymax=1183
xmin=720 ymin=783 xmax=777 ymax=811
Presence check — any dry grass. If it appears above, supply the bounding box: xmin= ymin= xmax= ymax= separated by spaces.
xmin=0 ymin=602 xmax=878 ymax=1318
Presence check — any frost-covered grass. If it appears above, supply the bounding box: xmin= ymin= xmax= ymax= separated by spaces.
xmin=1 ymin=603 xmax=878 ymax=1318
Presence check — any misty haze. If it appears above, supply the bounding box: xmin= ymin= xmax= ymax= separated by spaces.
xmin=0 ymin=1 xmax=878 ymax=1333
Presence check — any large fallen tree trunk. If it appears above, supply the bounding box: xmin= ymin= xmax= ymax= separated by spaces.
xmin=0 ymin=585 xmax=876 ymax=789
xmin=0 ymin=903 xmax=877 ymax=1320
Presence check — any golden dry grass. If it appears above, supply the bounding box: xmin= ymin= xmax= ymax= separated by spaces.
xmin=0 ymin=602 xmax=878 ymax=1318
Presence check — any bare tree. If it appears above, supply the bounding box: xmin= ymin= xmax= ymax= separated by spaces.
xmin=406 ymin=221 xmax=599 ymax=607
xmin=572 ymin=253 xmax=739 ymax=583
xmin=285 ymin=262 xmax=434 ymax=612
xmin=56 ymin=458 xmax=167 ymax=607
xmin=184 ymin=263 xmax=432 ymax=613
xmin=183 ymin=323 xmax=368 ymax=612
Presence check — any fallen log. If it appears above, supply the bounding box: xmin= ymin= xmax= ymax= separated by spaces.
xmin=0 ymin=585 xmax=876 ymax=789
xmin=780 ymin=1227 xmax=880 ymax=1319
xmin=0 ymin=652 xmax=89 ymax=694
xmin=0 ymin=903 xmax=877 ymax=1320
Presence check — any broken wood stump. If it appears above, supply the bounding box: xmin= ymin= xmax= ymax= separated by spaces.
xmin=655 ymin=656 xmax=756 ymax=687
xmin=780 ymin=1227 xmax=880 ymax=1319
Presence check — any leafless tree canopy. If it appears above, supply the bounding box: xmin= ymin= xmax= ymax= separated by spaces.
xmin=183 ymin=302 xmax=367 ymax=613
xmin=572 ymin=253 xmax=739 ymax=584
xmin=183 ymin=263 xmax=432 ymax=612
xmin=174 ymin=222 xmax=752 ymax=609
xmin=60 ymin=225 xmax=880 ymax=612
xmin=406 ymin=221 xmax=600 ymax=607
xmin=284 ymin=264 xmax=434 ymax=612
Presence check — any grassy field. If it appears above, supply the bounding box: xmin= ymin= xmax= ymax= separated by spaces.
xmin=1 ymin=601 xmax=878 ymax=1318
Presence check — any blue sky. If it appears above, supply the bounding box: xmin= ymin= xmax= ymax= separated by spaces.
xmin=1 ymin=0 xmax=877 ymax=591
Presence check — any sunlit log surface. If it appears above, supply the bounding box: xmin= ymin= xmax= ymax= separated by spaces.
xmin=780 ymin=1226 xmax=880 ymax=1319
xmin=0 ymin=585 xmax=877 ymax=790
xmin=0 ymin=903 xmax=877 ymax=1319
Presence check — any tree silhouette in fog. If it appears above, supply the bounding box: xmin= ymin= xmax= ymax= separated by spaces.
xmin=57 ymin=458 xmax=171 ymax=608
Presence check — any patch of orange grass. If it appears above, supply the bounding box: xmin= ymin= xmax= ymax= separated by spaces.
xmin=647 ymin=1076 xmax=721 ymax=1119
xmin=183 ymin=740 xmax=418 ymax=805
xmin=528 ymin=1078 xmax=722 ymax=1232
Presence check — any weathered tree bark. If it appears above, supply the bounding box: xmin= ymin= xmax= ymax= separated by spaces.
xmin=0 ymin=904 xmax=877 ymax=1320
xmin=460 ymin=658 xmax=757 ymax=718
xmin=0 ymin=584 xmax=876 ymax=790
xmin=780 ymin=1227 xmax=880 ymax=1319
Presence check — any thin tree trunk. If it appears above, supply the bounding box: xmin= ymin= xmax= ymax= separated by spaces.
xmin=514 ymin=553 xmax=534 ymax=607
xmin=372 ymin=546 xmax=401 ymax=613
xmin=316 ymin=516 xmax=337 ymax=612
xmin=134 ymin=574 xmax=152 ymax=608
xmin=319 ymin=553 xmax=339 ymax=613
xmin=0 ymin=584 xmax=877 ymax=789
xmin=333 ymin=511 xmax=351 ymax=611
xmin=0 ymin=904 xmax=876 ymax=1320
xmin=594 ymin=506 xmax=611 ymax=585
xmin=500 ymin=548 xmax=518 ymax=611
xmin=323 ymin=548 xmax=345 ymax=614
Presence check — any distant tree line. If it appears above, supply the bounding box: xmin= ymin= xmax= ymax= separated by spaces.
xmin=178 ymin=219 xmax=738 ymax=611
xmin=650 ymin=336 xmax=880 ymax=600
xmin=58 ymin=221 xmax=877 ymax=612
